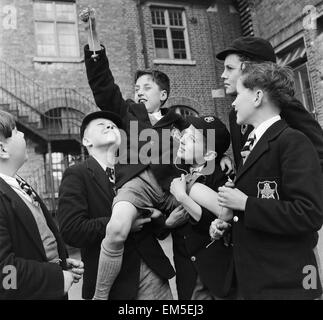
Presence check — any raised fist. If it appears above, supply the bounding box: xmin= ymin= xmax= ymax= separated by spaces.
xmin=79 ymin=7 xmax=96 ymax=30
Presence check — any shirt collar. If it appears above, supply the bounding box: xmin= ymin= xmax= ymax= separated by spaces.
xmin=252 ymin=115 xmax=281 ymax=147
xmin=0 ymin=172 xmax=20 ymax=188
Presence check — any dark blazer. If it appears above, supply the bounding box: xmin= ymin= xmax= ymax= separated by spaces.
xmin=230 ymin=120 xmax=323 ymax=300
xmin=85 ymin=45 xmax=188 ymax=191
xmin=0 ymin=177 xmax=68 ymax=300
xmin=229 ymin=99 xmax=323 ymax=171
xmin=172 ymin=162 xmax=233 ymax=300
xmin=57 ymin=157 xmax=175 ymax=300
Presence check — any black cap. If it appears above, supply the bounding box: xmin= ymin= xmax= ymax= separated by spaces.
xmin=216 ymin=36 xmax=276 ymax=63
xmin=186 ymin=116 xmax=231 ymax=156
xmin=80 ymin=111 xmax=123 ymax=140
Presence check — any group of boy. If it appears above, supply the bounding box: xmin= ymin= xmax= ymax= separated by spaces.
xmin=1 ymin=8 xmax=323 ymax=300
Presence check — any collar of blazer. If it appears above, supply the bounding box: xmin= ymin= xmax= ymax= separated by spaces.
xmin=86 ymin=156 xmax=114 ymax=197
xmin=235 ymin=120 xmax=288 ymax=183
xmin=129 ymin=102 xmax=181 ymax=129
xmin=0 ymin=177 xmax=58 ymax=260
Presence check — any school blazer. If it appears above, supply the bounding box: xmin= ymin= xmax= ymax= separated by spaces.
xmin=57 ymin=157 xmax=175 ymax=300
xmin=0 ymin=178 xmax=68 ymax=300
xmin=230 ymin=120 xmax=323 ymax=300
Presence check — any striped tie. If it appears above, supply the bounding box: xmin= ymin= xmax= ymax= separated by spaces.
xmin=16 ymin=176 xmax=39 ymax=204
xmin=241 ymin=133 xmax=256 ymax=164
xmin=106 ymin=167 xmax=115 ymax=184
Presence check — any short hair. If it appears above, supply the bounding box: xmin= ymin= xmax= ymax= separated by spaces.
xmin=0 ymin=110 xmax=16 ymax=140
xmin=240 ymin=62 xmax=295 ymax=108
xmin=135 ymin=70 xmax=170 ymax=105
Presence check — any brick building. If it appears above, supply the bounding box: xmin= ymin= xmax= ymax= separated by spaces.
xmin=0 ymin=0 xmax=243 ymax=212
xmin=246 ymin=0 xmax=323 ymax=128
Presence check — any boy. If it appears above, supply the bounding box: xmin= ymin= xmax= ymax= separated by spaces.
xmin=0 ymin=110 xmax=83 ymax=299
xmin=168 ymin=115 xmax=234 ymax=299
xmin=57 ymin=110 xmax=175 ymax=300
xmin=80 ymin=8 xmax=232 ymax=299
xmin=216 ymin=36 xmax=323 ymax=170
xmin=217 ymin=62 xmax=323 ymax=299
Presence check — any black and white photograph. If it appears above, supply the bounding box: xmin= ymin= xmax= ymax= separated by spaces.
xmin=0 ymin=0 xmax=323 ymax=309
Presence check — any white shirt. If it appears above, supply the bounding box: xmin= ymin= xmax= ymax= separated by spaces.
xmin=148 ymin=110 xmax=163 ymax=126
xmin=251 ymin=115 xmax=281 ymax=150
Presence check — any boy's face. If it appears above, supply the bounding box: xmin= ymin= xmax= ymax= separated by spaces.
xmin=232 ymin=78 xmax=256 ymax=125
xmin=134 ymin=75 xmax=167 ymax=113
xmin=83 ymin=118 xmax=121 ymax=149
xmin=177 ymin=125 xmax=206 ymax=164
xmin=221 ymin=53 xmax=243 ymax=96
xmin=2 ymin=127 xmax=28 ymax=165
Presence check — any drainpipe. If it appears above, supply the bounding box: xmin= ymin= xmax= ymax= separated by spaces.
xmin=136 ymin=0 xmax=149 ymax=69
xmin=47 ymin=142 xmax=56 ymax=216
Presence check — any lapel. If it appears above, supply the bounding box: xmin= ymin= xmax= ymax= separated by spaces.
xmin=86 ymin=156 xmax=112 ymax=200
xmin=229 ymin=110 xmax=253 ymax=165
xmin=235 ymin=120 xmax=288 ymax=183
xmin=38 ymin=197 xmax=67 ymax=263
xmin=0 ymin=177 xmax=47 ymax=260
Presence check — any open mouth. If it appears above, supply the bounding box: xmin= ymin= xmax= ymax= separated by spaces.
xmin=138 ymin=99 xmax=147 ymax=104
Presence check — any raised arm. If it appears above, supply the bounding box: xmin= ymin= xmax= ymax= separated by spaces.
xmin=80 ymin=8 xmax=129 ymax=119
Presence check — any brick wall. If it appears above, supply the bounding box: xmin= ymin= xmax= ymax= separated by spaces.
xmin=250 ymin=0 xmax=323 ymax=128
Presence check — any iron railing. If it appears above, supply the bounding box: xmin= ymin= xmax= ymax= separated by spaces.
xmin=0 ymin=59 xmax=97 ymax=140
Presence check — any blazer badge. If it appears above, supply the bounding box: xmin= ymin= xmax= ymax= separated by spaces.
xmin=257 ymin=181 xmax=280 ymax=200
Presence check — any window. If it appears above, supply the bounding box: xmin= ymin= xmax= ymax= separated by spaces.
xmin=45 ymin=152 xmax=82 ymax=195
xmin=277 ymin=39 xmax=314 ymax=114
xmin=293 ymin=64 xmax=314 ymax=114
xmin=33 ymin=1 xmax=79 ymax=58
xmin=151 ymin=7 xmax=191 ymax=61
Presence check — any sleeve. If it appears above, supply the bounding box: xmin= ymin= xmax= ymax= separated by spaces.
xmin=192 ymin=168 xmax=228 ymax=233
xmin=84 ymin=44 xmax=129 ymax=119
xmin=281 ymin=98 xmax=323 ymax=172
xmin=57 ymin=167 xmax=109 ymax=248
xmin=245 ymin=131 xmax=323 ymax=235
xmin=0 ymin=198 xmax=64 ymax=300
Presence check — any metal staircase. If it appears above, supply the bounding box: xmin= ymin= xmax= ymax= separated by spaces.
xmin=0 ymin=60 xmax=96 ymax=213
xmin=0 ymin=59 xmax=96 ymax=142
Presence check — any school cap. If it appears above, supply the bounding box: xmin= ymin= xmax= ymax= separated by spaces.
xmin=186 ymin=116 xmax=231 ymax=155
xmin=216 ymin=36 xmax=276 ymax=63
xmin=80 ymin=111 xmax=122 ymax=140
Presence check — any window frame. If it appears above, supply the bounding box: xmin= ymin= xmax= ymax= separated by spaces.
xmin=276 ymin=36 xmax=315 ymax=115
xmin=293 ymin=62 xmax=315 ymax=114
xmin=33 ymin=0 xmax=81 ymax=62
xmin=150 ymin=4 xmax=195 ymax=65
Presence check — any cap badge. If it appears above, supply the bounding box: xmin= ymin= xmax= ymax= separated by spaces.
xmin=204 ymin=116 xmax=215 ymax=123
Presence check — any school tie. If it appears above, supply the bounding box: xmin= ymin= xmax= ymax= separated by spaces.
xmin=106 ymin=167 xmax=115 ymax=184
xmin=240 ymin=132 xmax=256 ymax=164
xmin=16 ymin=176 xmax=39 ymax=204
